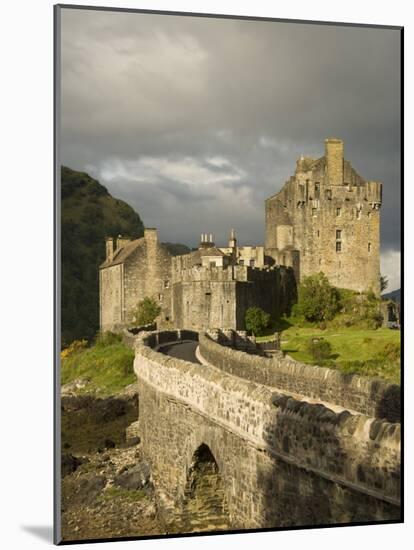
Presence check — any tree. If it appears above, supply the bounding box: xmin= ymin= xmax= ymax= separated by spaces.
xmin=305 ymin=337 xmax=333 ymax=363
xmin=297 ymin=273 xmax=340 ymax=322
xmin=380 ymin=275 xmax=389 ymax=293
xmin=132 ymin=297 xmax=161 ymax=327
xmin=245 ymin=307 xmax=271 ymax=336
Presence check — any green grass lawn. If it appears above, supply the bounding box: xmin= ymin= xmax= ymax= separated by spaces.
xmin=61 ymin=340 xmax=136 ymax=396
xmin=259 ymin=326 xmax=400 ymax=384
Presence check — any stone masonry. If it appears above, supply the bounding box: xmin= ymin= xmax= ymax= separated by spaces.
xmin=265 ymin=138 xmax=382 ymax=293
xmin=133 ymin=330 xmax=400 ymax=531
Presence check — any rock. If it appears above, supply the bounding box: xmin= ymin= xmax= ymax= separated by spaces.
xmin=62 ymin=454 xmax=86 ymax=477
xmin=77 ymin=475 xmax=107 ymax=505
xmin=118 ymin=436 xmax=141 ymax=449
xmin=114 ymin=461 xmax=151 ymax=490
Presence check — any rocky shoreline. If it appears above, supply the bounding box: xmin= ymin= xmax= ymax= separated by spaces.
xmin=60 ymin=382 xmax=164 ymax=542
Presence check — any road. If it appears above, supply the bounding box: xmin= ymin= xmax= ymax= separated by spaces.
xmin=158 ymin=341 xmax=200 ymax=364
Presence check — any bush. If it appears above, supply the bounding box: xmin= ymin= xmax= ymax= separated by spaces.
xmin=376 ymin=341 xmax=400 ymax=362
xmin=245 ymin=307 xmax=271 ymax=336
xmin=305 ymin=337 xmax=333 ymax=363
xmin=61 ymin=339 xmax=88 ymax=360
xmin=131 ymin=297 xmax=161 ymax=327
xmin=297 ymin=273 xmax=340 ymax=322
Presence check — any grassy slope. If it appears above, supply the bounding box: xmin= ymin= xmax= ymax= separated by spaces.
xmin=266 ymin=326 xmax=400 ymax=384
xmin=61 ymin=341 xmax=135 ymax=396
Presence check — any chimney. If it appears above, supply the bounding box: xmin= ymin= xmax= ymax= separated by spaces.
xmin=105 ymin=237 xmax=114 ymax=262
xmin=144 ymin=228 xmax=158 ymax=243
xmin=229 ymin=228 xmax=237 ymax=248
xmin=116 ymin=235 xmax=131 ymax=250
xmin=325 ymin=138 xmax=344 ymax=186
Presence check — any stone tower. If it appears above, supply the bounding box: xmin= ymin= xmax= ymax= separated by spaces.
xmin=265 ymin=138 xmax=382 ymax=294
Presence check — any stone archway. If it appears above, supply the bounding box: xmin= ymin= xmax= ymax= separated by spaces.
xmin=180 ymin=443 xmax=229 ymax=533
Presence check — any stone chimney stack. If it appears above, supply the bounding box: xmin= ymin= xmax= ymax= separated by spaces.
xmin=325 ymin=138 xmax=344 ymax=186
xmin=105 ymin=237 xmax=114 ymax=262
xmin=144 ymin=228 xmax=158 ymax=243
xmin=229 ymin=228 xmax=237 ymax=249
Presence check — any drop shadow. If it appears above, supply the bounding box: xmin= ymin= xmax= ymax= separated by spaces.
xmin=21 ymin=525 xmax=54 ymax=543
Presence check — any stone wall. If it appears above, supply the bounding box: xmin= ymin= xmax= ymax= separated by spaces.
xmin=199 ymin=333 xmax=400 ymax=422
xmin=134 ymin=337 xmax=400 ymax=529
xmin=99 ymin=264 xmax=123 ymax=332
xmin=171 ymin=263 xmax=296 ymax=331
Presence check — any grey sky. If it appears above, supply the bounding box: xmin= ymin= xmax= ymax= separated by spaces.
xmin=60 ymin=8 xmax=401 ymax=290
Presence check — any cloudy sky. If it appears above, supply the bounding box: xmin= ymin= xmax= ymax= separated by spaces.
xmin=60 ymin=8 xmax=401 ymax=290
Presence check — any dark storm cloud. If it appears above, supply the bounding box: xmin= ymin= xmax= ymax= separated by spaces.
xmin=60 ymin=8 xmax=401 ymax=289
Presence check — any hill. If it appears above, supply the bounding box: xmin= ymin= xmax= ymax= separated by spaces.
xmin=162 ymin=242 xmax=191 ymax=256
xmin=61 ymin=166 xmax=144 ymax=346
xmin=382 ymin=288 xmax=401 ymax=303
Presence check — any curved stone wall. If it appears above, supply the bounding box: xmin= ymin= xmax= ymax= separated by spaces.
xmin=134 ymin=332 xmax=400 ymax=530
xmin=199 ymin=332 xmax=400 ymax=422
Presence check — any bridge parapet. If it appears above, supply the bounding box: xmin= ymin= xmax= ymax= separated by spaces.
xmin=134 ymin=331 xmax=400 ymax=529
xmin=199 ymin=332 xmax=400 ymax=422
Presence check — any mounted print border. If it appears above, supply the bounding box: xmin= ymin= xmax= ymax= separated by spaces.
xmin=54 ymin=4 xmax=404 ymax=545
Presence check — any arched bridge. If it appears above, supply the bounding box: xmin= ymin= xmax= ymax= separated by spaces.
xmin=132 ymin=329 xmax=401 ymax=533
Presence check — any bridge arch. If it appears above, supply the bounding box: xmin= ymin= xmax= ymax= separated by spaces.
xmin=181 ymin=443 xmax=229 ymax=532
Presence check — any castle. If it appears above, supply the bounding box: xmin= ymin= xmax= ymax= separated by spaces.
xmin=100 ymin=138 xmax=381 ymax=332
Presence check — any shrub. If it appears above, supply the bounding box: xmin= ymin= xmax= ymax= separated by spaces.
xmin=61 ymin=339 xmax=88 ymax=360
xmin=376 ymin=341 xmax=400 ymax=362
xmin=305 ymin=337 xmax=333 ymax=363
xmin=131 ymin=296 xmax=161 ymax=326
xmin=297 ymin=273 xmax=340 ymax=322
xmin=245 ymin=307 xmax=271 ymax=336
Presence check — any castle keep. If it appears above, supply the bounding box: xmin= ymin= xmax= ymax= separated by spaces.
xmin=265 ymin=138 xmax=382 ymax=293
xmin=100 ymin=138 xmax=382 ymax=332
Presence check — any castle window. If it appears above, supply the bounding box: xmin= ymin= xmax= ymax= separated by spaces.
xmin=317 ymin=230 xmax=320 ymax=237
xmin=325 ymin=189 xmax=332 ymax=200
xmin=336 ymin=242 xmax=342 ymax=252
xmin=239 ymin=259 xmax=244 ymax=266
xmin=336 ymin=207 xmax=341 ymax=216
xmin=367 ymin=211 xmax=371 ymax=218
xmin=164 ymin=280 xmax=170 ymax=288
xmin=336 ymin=229 xmax=342 ymax=239
xmin=165 ymin=316 xmax=170 ymax=321
xmin=315 ymin=182 xmax=320 ymax=198
xmin=357 ymin=209 xmax=362 ymax=219
xmin=368 ymin=242 xmax=372 ymax=253
xmin=210 ymin=261 xmax=216 ymax=267
xmin=158 ymin=293 xmax=163 ymax=302
xmin=312 ymin=208 xmax=317 ymax=216
xmin=250 ymin=259 xmax=255 ymax=267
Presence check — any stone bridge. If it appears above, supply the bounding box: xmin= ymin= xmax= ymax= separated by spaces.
xmin=132 ymin=329 xmax=401 ymax=533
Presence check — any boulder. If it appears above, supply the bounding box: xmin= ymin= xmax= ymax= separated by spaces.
xmin=114 ymin=461 xmax=151 ymax=490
